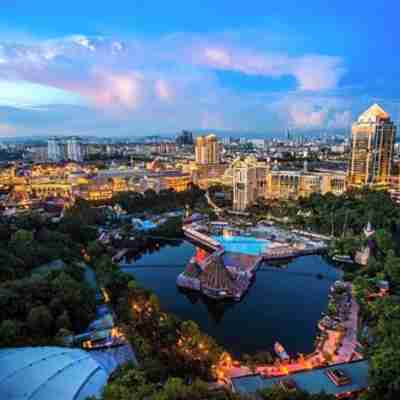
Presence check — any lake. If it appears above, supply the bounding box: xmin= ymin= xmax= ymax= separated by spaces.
xmin=122 ymin=240 xmax=341 ymax=357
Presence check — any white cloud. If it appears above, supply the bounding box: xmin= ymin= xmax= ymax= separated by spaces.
xmin=199 ymin=46 xmax=345 ymax=91
xmin=90 ymin=69 xmax=143 ymax=109
xmin=0 ymin=31 xmax=375 ymax=136
xmin=289 ymin=104 xmax=327 ymax=128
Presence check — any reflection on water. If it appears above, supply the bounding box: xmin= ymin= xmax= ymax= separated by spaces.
xmin=177 ymin=286 xmax=237 ymax=324
xmin=122 ymin=240 xmax=341 ymax=357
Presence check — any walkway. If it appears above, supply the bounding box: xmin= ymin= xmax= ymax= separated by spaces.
xmin=333 ymin=294 xmax=359 ymax=363
xmin=224 ymin=284 xmax=361 ymax=381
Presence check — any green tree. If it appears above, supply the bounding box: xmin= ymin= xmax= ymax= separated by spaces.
xmin=0 ymin=319 xmax=18 ymax=346
xmin=384 ymin=250 xmax=400 ymax=288
xmin=102 ymin=365 xmax=156 ymax=400
xmin=56 ymin=311 xmax=72 ymax=331
xmin=12 ymin=229 xmax=34 ymax=243
xmin=27 ymin=305 xmax=53 ymax=336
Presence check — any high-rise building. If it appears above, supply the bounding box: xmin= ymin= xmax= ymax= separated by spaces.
xmin=232 ymin=156 xmax=267 ymax=211
xmin=176 ymin=130 xmax=194 ymax=146
xmin=47 ymin=137 xmax=63 ymax=162
xmin=195 ymin=134 xmax=220 ymax=165
xmin=348 ymin=104 xmax=396 ymax=188
xmin=48 ymin=136 xmax=84 ymax=162
xmin=67 ymin=136 xmax=84 ymax=162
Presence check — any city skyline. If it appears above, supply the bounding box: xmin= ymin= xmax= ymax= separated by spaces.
xmin=0 ymin=1 xmax=399 ymax=138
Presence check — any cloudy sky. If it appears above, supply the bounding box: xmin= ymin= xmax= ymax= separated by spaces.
xmin=0 ymin=0 xmax=399 ymax=138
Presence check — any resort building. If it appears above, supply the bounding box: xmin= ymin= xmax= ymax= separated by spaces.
xmin=200 ymin=255 xmax=238 ymax=299
xmin=348 ymin=104 xmax=396 ymax=189
xmin=192 ymin=163 xmax=229 ymax=189
xmin=163 ymin=173 xmax=192 ymax=192
xmin=265 ymin=170 xmax=346 ymax=200
xmin=232 ymin=156 xmax=267 ymax=211
xmin=195 ymin=134 xmax=221 ymax=165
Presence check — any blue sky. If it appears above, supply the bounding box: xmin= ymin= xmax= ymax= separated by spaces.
xmin=0 ymin=0 xmax=399 ymax=137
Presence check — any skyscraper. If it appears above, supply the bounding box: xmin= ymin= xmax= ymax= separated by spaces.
xmin=195 ymin=134 xmax=220 ymax=165
xmin=348 ymin=104 xmax=396 ymax=188
xmin=48 ymin=136 xmax=84 ymax=162
xmin=67 ymin=136 xmax=84 ymax=162
xmin=176 ymin=130 xmax=194 ymax=146
xmin=232 ymin=156 xmax=267 ymax=211
xmin=47 ymin=137 xmax=63 ymax=162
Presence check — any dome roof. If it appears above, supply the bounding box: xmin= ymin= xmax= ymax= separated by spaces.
xmin=0 ymin=346 xmax=115 ymax=400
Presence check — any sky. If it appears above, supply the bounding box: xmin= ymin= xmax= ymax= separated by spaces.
xmin=0 ymin=0 xmax=399 ymax=138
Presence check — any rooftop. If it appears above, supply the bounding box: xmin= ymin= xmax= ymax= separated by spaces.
xmin=231 ymin=360 xmax=369 ymax=396
xmin=0 ymin=345 xmax=135 ymax=400
xmin=357 ymin=103 xmax=390 ymax=123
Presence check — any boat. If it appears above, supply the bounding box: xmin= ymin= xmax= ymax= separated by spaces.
xmin=326 ymin=368 xmax=351 ymax=386
xmin=331 ymin=254 xmax=355 ymax=264
xmin=274 ymin=342 xmax=290 ymax=361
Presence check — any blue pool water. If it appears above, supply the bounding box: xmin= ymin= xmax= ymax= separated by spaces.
xmin=213 ymin=235 xmax=270 ymax=255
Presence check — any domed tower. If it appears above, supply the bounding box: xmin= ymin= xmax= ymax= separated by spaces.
xmin=348 ymin=104 xmax=396 ymax=189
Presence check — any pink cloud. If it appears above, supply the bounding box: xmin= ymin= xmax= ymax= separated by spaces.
xmin=90 ymin=70 xmax=143 ymax=109
xmin=0 ymin=123 xmax=17 ymax=136
xmin=154 ymin=79 xmax=173 ymax=101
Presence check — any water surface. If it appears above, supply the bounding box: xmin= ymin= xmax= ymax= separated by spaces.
xmin=122 ymin=241 xmax=340 ymax=357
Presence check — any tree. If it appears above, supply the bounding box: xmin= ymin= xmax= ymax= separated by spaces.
xmin=0 ymin=319 xmax=18 ymax=346
xmin=384 ymin=251 xmax=400 ymax=288
xmin=102 ymin=365 xmax=156 ymax=400
xmin=27 ymin=305 xmax=53 ymax=336
xmin=87 ymin=240 xmax=104 ymax=260
xmin=11 ymin=229 xmax=34 ymax=243
xmin=375 ymin=229 xmax=394 ymax=256
xmin=56 ymin=311 xmax=72 ymax=331
xmin=367 ymin=341 xmax=400 ymax=400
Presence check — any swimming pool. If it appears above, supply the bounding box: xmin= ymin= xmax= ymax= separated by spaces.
xmin=213 ymin=235 xmax=270 ymax=255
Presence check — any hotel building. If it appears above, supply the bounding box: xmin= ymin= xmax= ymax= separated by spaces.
xmin=195 ymin=134 xmax=220 ymax=165
xmin=265 ymin=169 xmax=347 ymax=201
xmin=232 ymin=156 xmax=267 ymax=211
xmin=348 ymin=104 xmax=396 ymax=189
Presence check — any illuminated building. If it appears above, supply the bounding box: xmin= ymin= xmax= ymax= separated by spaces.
xmin=195 ymin=134 xmax=220 ymax=165
xmin=192 ymin=163 xmax=229 ymax=189
xmin=163 ymin=174 xmax=192 ymax=192
xmin=111 ymin=177 xmax=129 ymax=193
xmin=348 ymin=104 xmax=396 ymax=188
xmin=0 ymin=166 xmax=16 ymax=186
xmin=232 ymin=156 xmax=267 ymax=211
xmin=266 ymin=170 xmax=346 ymax=200
xmin=77 ymin=182 xmax=113 ymax=201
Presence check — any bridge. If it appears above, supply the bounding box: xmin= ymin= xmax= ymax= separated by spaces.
xmin=182 ymin=225 xmax=221 ymax=251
